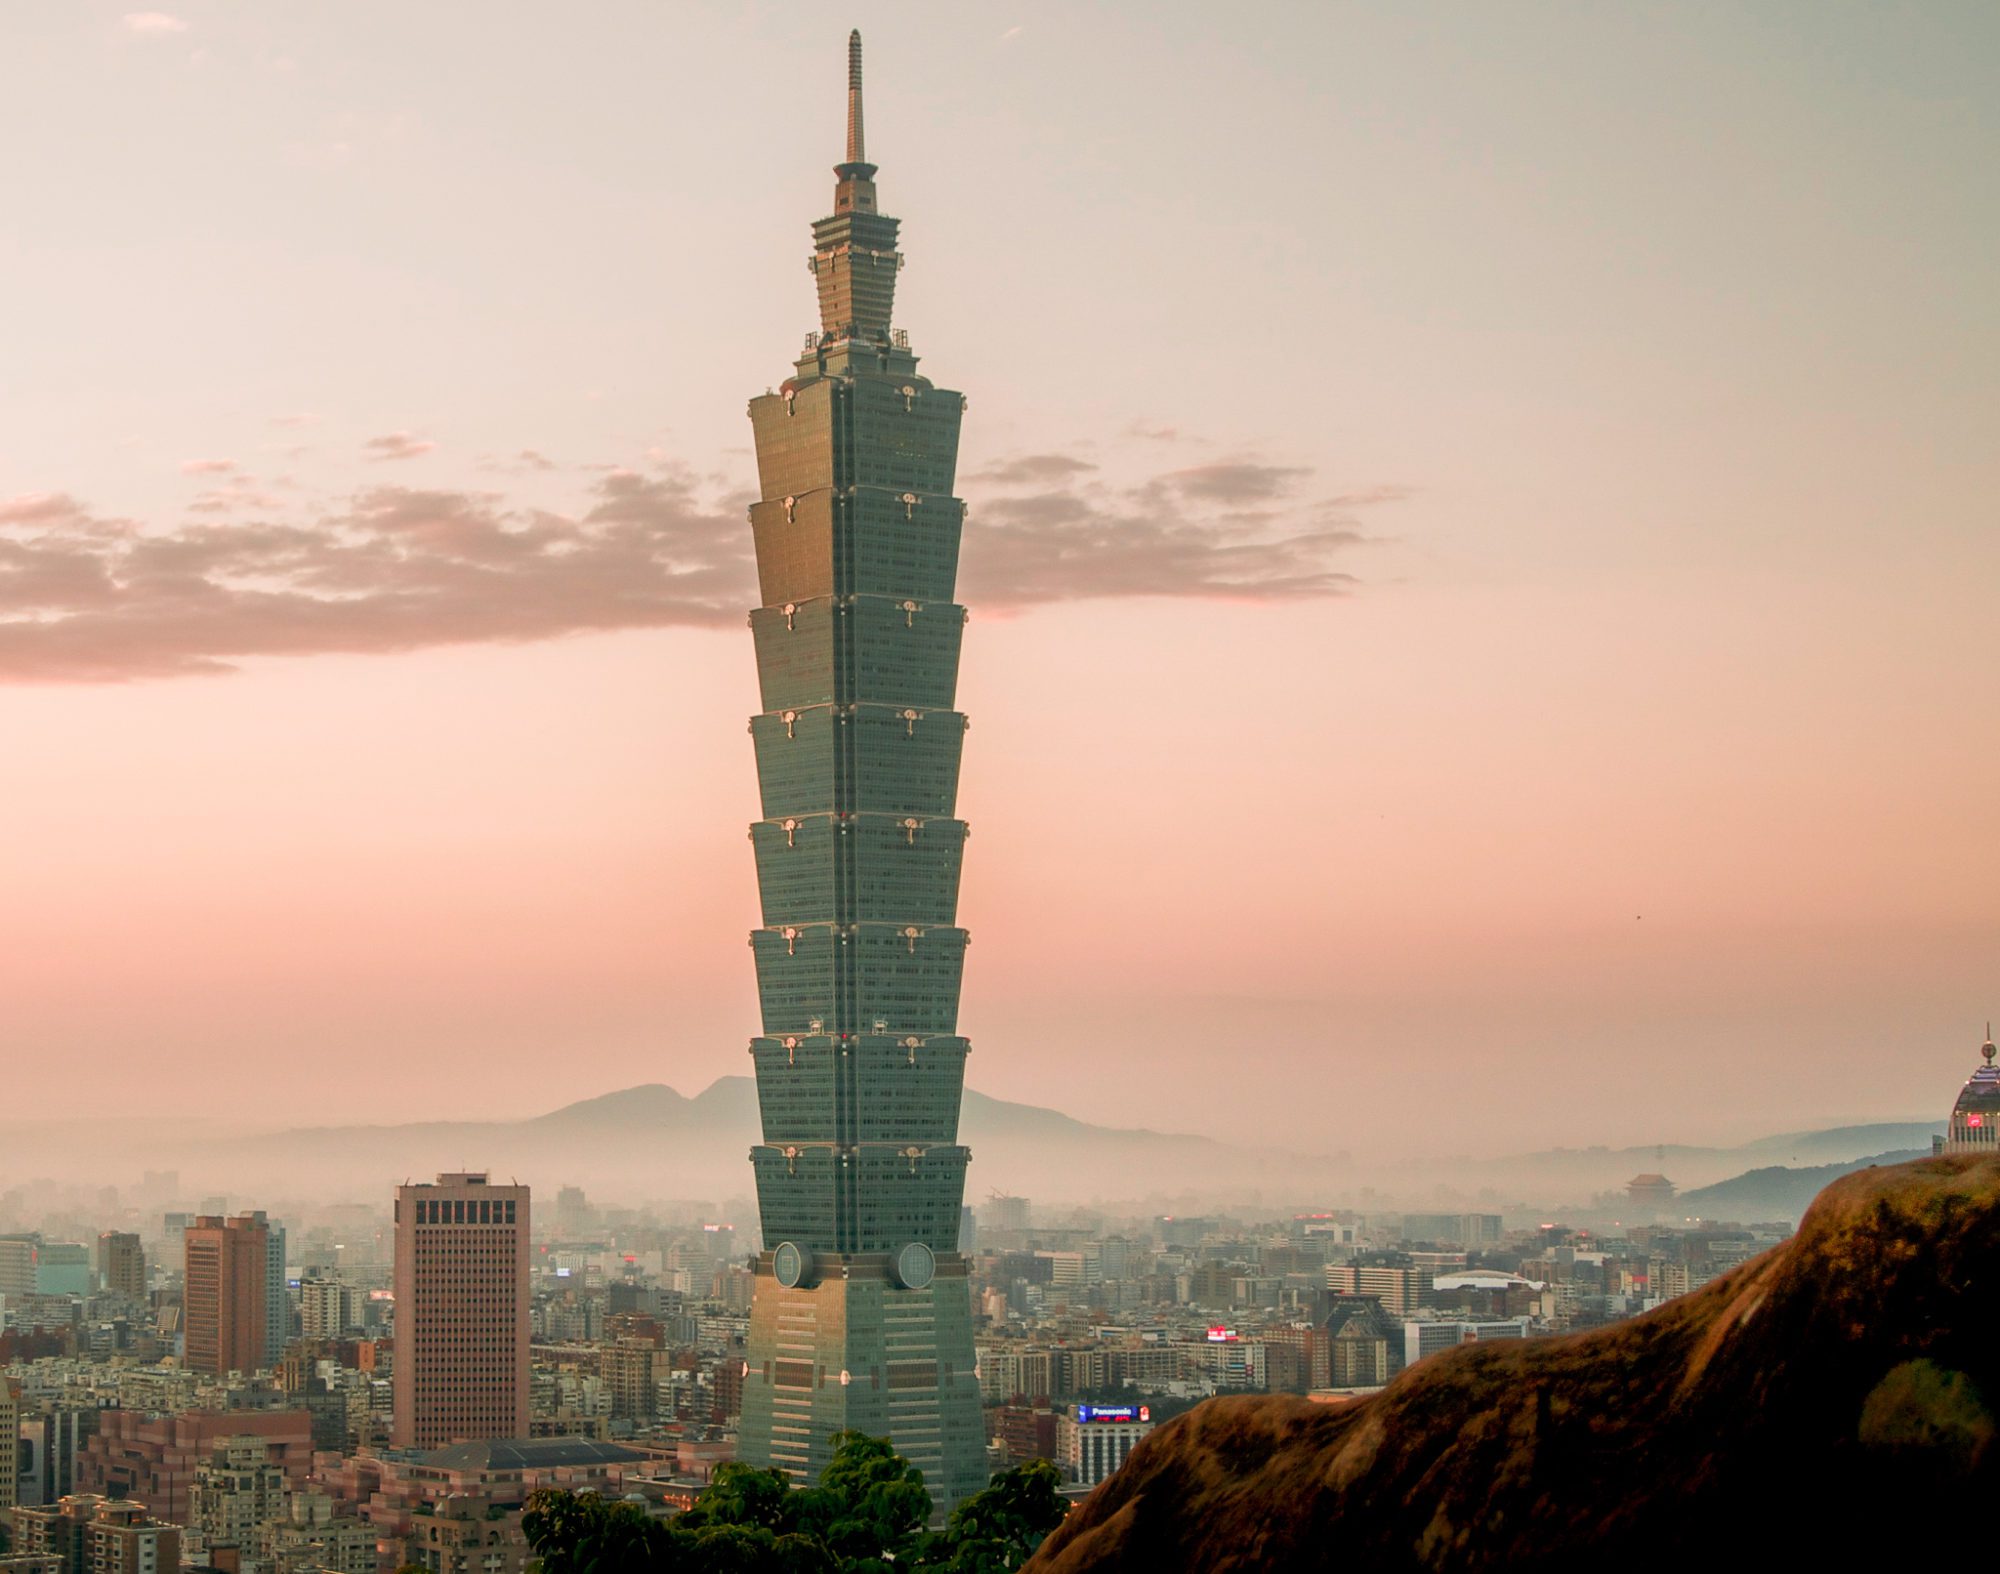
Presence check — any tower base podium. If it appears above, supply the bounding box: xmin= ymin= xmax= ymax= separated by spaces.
xmin=737 ymin=1250 xmax=988 ymax=1508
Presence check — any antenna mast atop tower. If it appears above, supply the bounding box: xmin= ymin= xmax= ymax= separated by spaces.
xmin=846 ymin=30 xmax=866 ymax=165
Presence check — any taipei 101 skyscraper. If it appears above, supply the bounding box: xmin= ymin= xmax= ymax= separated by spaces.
xmin=735 ymin=33 xmax=988 ymax=1507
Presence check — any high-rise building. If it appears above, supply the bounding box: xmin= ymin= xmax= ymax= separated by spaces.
xmin=96 ymin=1233 xmax=146 ymax=1300
xmin=1 ymin=1376 xmax=20 ymax=1523
xmin=1325 ymin=1261 xmax=1435 ymax=1315
xmin=77 ymin=1410 xmax=311 ymax=1529
xmin=400 ymin=1493 xmax=529 ymax=1574
xmin=602 ymin=1336 xmax=663 ymax=1422
xmin=1400 ymin=1316 xmax=1533 ymax=1370
xmin=554 ymin=1187 xmax=593 ymax=1240
xmin=262 ymin=1491 xmax=377 ymax=1574
xmin=1324 ymin=1295 xmax=1398 ymax=1387
xmin=734 ymin=32 xmax=986 ymax=1508
xmin=240 ymin=1212 xmax=290 ymax=1358
xmin=32 ymin=1244 xmax=92 ymax=1297
xmin=182 ymin=1215 xmax=268 ymax=1376
xmin=391 ymin=1173 xmax=530 ymax=1449
xmin=0 ymin=1235 xmax=37 ymax=1299
xmin=988 ymin=1196 xmax=1031 ymax=1235
xmin=1262 ymin=1322 xmax=1331 ymax=1392
xmin=297 ymin=1278 xmax=358 ymax=1340
xmin=1056 ymin=1405 xmax=1154 ymax=1488
xmin=16 ymin=1404 xmax=101 ymax=1508
xmin=1400 ymin=1214 xmax=1505 ymax=1248
xmin=187 ymin=1435 xmax=290 ymax=1559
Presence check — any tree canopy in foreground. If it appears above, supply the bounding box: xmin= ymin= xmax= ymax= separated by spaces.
xmin=524 ymin=1432 xmax=1068 ymax=1573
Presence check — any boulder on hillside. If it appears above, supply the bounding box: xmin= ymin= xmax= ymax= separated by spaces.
xmin=1028 ymin=1155 xmax=2000 ymax=1572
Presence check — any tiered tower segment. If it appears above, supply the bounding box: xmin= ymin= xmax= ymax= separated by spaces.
xmin=735 ymin=32 xmax=987 ymax=1507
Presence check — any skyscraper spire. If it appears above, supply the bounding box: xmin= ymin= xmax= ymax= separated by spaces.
xmin=833 ymin=29 xmax=879 ymax=218
xmin=846 ymin=30 xmax=865 ymax=166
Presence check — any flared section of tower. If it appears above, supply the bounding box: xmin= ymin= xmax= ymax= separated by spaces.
xmin=735 ymin=31 xmax=986 ymax=1512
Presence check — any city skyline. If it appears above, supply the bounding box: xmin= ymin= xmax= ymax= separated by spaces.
xmin=1 ymin=3 xmax=1996 ymax=1158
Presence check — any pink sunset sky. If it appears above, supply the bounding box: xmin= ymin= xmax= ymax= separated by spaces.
xmin=0 ymin=3 xmax=1994 ymax=1157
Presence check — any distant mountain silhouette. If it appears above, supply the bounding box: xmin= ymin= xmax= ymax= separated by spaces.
xmin=1480 ymin=1121 xmax=1945 ymax=1197
xmin=0 ymin=1087 xmax=1949 ymax=1215
xmin=1677 ymin=1149 xmax=1929 ymax=1222
xmin=154 ymin=1078 xmax=1273 ymax=1209
xmin=1731 ymin=1122 xmax=1944 ymax=1162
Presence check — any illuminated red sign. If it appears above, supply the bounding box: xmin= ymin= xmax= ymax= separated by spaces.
xmin=1206 ymin=1326 xmax=1239 ymax=1343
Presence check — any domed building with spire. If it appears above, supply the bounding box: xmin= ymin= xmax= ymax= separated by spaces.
xmin=1933 ymin=1027 xmax=2000 ymax=1155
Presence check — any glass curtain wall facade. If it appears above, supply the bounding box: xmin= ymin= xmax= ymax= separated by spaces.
xmin=735 ymin=32 xmax=986 ymax=1509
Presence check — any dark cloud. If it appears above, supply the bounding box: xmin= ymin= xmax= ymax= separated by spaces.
xmin=964 ymin=497 xmax=1361 ymax=608
xmin=967 ymin=453 xmax=1100 ymax=487
xmin=0 ymin=474 xmax=745 ymax=682
xmin=961 ymin=450 xmax=1382 ymax=607
xmin=363 ymin=431 xmax=437 ymax=461
xmin=0 ymin=441 xmax=1392 ymax=683
xmin=1157 ymin=462 xmax=1311 ymax=504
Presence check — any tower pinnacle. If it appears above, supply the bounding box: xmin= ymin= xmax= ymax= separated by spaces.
xmin=833 ymin=28 xmax=879 ymax=215
xmin=847 ymin=30 xmax=865 ymax=165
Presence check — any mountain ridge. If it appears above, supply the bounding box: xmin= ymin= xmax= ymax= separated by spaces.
xmin=0 ymin=1082 xmax=1950 ymax=1212
xmin=1677 ymin=1148 xmax=1931 ymax=1222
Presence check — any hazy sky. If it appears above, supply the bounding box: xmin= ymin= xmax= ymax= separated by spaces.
xmin=1 ymin=2 xmax=1994 ymax=1158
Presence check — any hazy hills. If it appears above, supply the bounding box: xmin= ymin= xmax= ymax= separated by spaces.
xmin=0 ymin=1080 xmax=1272 ymax=1212
xmin=0 ymin=1078 xmax=1947 ymax=1216
xmin=1677 ymin=1148 xmax=1931 ymax=1223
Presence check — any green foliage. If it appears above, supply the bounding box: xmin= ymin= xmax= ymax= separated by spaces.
xmin=523 ymin=1436 xmax=1068 ymax=1574
xmin=809 ymin=1429 xmax=933 ymax=1568
xmin=523 ymin=1489 xmax=670 ymax=1574
xmin=678 ymin=1462 xmax=803 ymax=1535
xmin=919 ymin=1459 xmax=1069 ymax=1572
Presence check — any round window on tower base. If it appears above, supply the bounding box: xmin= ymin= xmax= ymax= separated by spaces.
xmin=773 ymin=1241 xmax=814 ymax=1289
xmin=896 ymin=1241 xmax=936 ymax=1290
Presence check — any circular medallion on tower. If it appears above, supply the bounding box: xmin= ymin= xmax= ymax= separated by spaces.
xmin=773 ymin=1241 xmax=814 ymax=1289
xmin=896 ymin=1241 xmax=937 ymax=1290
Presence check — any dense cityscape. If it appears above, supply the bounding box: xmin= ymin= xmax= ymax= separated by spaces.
xmin=4 ymin=1024 xmax=1994 ymax=1574
xmin=0 ymin=1177 xmax=1796 ymax=1570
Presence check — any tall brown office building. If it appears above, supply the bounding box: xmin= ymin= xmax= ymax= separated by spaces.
xmin=182 ymin=1214 xmax=267 ymax=1376
xmin=96 ymin=1232 xmax=145 ymax=1299
xmin=391 ymin=1173 xmax=530 ymax=1449
xmin=734 ymin=33 xmax=986 ymax=1506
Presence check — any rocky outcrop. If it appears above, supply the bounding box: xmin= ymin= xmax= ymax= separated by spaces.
xmin=1029 ymin=1156 xmax=2000 ymax=1572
